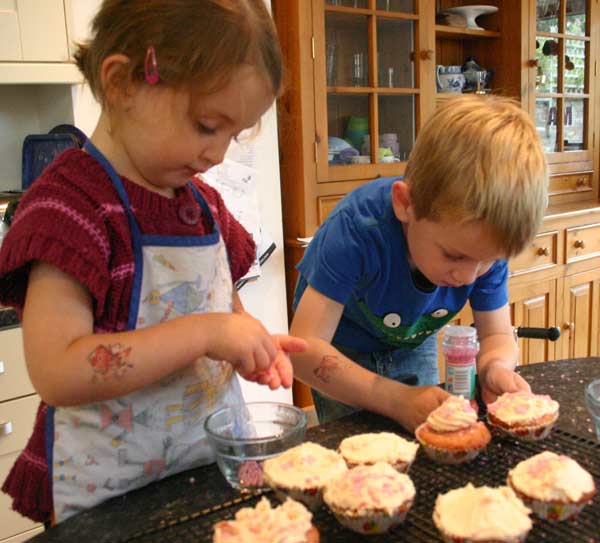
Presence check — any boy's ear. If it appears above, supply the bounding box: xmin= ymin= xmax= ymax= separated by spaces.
xmin=100 ymin=53 xmax=134 ymax=106
xmin=391 ymin=180 xmax=413 ymax=223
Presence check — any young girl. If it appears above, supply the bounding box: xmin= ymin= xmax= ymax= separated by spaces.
xmin=0 ymin=0 xmax=305 ymax=524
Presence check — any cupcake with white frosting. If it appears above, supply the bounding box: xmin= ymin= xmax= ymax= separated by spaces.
xmin=507 ymin=451 xmax=596 ymax=521
xmin=213 ymin=497 xmax=319 ymax=543
xmin=433 ymin=483 xmax=532 ymax=543
xmin=487 ymin=391 xmax=559 ymax=441
xmin=263 ymin=442 xmax=347 ymax=511
xmin=415 ymin=395 xmax=491 ymax=464
xmin=338 ymin=432 xmax=419 ymax=473
xmin=323 ymin=461 xmax=415 ymax=534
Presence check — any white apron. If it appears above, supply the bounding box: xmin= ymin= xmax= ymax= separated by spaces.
xmin=49 ymin=141 xmax=241 ymax=522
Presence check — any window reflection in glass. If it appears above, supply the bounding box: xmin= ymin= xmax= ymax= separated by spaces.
xmin=378 ymin=95 xmax=415 ymax=161
xmin=536 ymin=36 xmax=559 ymax=93
xmin=536 ymin=0 xmax=559 ymax=33
xmin=564 ymin=98 xmax=586 ymax=150
xmin=535 ymin=98 xmax=559 ymax=152
xmin=565 ymin=39 xmax=587 ymax=94
xmin=376 ymin=0 xmax=414 ymax=12
xmin=326 ymin=12 xmax=369 ymax=87
xmin=377 ymin=18 xmax=414 ymax=88
xmin=327 ymin=94 xmax=371 ymax=164
xmin=566 ymin=0 xmax=587 ymax=36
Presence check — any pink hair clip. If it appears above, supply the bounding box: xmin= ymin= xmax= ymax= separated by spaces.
xmin=144 ymin=45 xmax=160 ymax=85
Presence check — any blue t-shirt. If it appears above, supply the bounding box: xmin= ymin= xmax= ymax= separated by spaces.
xmin=294 ymin=177 xmax=508 ymax=353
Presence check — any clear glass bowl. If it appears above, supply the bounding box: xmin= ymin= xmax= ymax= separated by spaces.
xmin=204 ymin=402 xmax=307 ymax=492
xmin=585 ymin=379 xmax=600 ymax=442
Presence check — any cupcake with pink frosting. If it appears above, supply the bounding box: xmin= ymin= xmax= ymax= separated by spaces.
xmin=433 ymin=483 xmax=532 ymax=543
xmin=263 ymin=442 xmax=348 ymax=511
xmin=323 ymin=462 xmax=415 ymax=534
xmin=507 ymin=451 xmax=596 ymax=521
xmin=415 ymin=395 xmax=491 ymax=464
xmin=487 ymin=391 xmax=559 ymax=441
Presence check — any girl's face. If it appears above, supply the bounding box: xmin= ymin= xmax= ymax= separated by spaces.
xmin=110 ymin=65 xmax=274 ymax=195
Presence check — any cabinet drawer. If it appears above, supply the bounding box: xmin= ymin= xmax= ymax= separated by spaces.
xmin=548 ymin=172 xmax=592 ymax=195
xmin=510 ymin=231 xmax=558 ymax=275
xmin=0 ymin=395 xmax=39 ymax=458
xmin=0 ymin=328 xmax=35 ymax=404
xmin=317 ymin=195 xmax=344 ymax=224
xmin=565 ymin=223 xmax=600 ymax=263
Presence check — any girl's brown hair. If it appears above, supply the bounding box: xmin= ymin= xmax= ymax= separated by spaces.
xmin=74 ymin=0 xmax=283 ymax=103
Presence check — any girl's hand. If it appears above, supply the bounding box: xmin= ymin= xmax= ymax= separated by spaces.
xmin=241 ymin=334 xmax=307 ymax=390
xmin=479 ymin=360 xmax=531 ymax=404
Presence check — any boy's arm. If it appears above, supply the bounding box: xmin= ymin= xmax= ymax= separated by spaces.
xmin=290 ymin=285 xmax=448 ymax=432
xmin=474 ymin=304 xmax=531 ymax=403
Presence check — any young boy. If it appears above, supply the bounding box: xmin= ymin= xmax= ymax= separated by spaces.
xmin=290 ymin=95 xmax=548 ymax=433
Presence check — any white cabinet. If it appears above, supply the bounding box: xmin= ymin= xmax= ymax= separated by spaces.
xmin=0 ymin=328 xmax=42 ymax=542
xmin=0 ymin=0 xmax=69 ymax=62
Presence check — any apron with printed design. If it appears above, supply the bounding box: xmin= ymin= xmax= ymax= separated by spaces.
xmin=49 ymin=141 xmax=241 ymax=522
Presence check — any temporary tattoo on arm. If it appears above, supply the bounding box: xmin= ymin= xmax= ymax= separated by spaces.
xmin=88 ymin=344 xmax=133 ymax=382
xmin=313 ymin=355 xmax=341 ymax=384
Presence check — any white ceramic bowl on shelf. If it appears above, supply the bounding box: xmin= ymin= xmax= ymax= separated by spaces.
xmin=442 ymin=5 xmax=498 ymax=30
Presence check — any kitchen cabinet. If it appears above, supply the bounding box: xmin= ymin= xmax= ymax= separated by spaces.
xmin=273 ymin=0 xmax=600 ymax=407
xmin=0 ymin=327 xmax=42 ymax=543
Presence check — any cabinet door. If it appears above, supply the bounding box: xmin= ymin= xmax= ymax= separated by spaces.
xmin=528 ymin=0 xmax=597 ymax=170
xmin=560 ymin=269 xmax=600 ymax=359
xmin=0 ymin=2 xmax=23 ymax=60
xmin=314 ymin=0 xmax=435 ymax=183
xmin=509 ymin=278 xmax=558 ymax=365
xmin=10 ymin=0 xmax=70 ymax=61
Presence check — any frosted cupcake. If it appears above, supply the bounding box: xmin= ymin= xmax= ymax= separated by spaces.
xmin=415 ymin=395 xmax=491 ymax=464
xmin=323 ymin=462 xmax=415 ymax=535
xmin=433 ymin=483 xmax=532 ymax=543
xmin=213 ymin=497 xmax=319 ymax=543
xmin=338 ymin=432 xmax=419 ymax=473
xmin=507 ymin=451 xmax=596 ymax=521
xmin=487 ymin=391 xmax=559 ymax=441
xmin=263 ymin=442 xmax=348 ymax=511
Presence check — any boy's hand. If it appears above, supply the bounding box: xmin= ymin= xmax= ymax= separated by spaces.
xmin=479 ymin=360 xmax=531 ymax=404
xmin=392 ymin=384 xmax=450 ymax=434
xmin=239 ymin=334 xmax=307 ymax=390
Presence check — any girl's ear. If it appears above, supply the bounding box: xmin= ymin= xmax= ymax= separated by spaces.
xmin=100 ymin=53 xmax=133 ymax=107
xmin=391 ymin=180 xmax=413 ymax=223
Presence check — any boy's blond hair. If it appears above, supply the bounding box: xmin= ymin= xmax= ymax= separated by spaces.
xmin=405 ymin=95 xmax=548 ymax=257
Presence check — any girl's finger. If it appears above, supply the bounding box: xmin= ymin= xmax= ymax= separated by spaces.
xmin=272 ymin=335 xmax=308 ymax=353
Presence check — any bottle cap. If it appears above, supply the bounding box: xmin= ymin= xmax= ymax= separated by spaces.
xmin=443 ymin=325 xmax=477 ymax=339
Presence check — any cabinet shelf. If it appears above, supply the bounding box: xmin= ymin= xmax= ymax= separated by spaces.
xmin=0 ymin=62 xmax=83 ymax=84
xmin=435 ymin=24 xmax=500 ymax=39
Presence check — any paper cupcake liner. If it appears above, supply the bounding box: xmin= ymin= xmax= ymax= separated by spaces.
xmin=328 ymin=501 xmax=413 ymax=534
xmin=487 ymin=417 xmax=556 ymax=442
xmin=270 ymin=485 xmax=323 ymax=512
xmin=438 ymin=533 xmax=529 ymax=543
xmin=416 ymin=438 xmax=484 ymax=464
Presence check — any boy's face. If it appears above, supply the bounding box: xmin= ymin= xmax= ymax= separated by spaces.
xmin=392 ymin=181 xmax=507 ymax=287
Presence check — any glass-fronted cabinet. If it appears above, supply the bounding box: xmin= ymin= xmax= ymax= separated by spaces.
xmin=531 ymin=0 xmax=593 ymax=165
xmin=314 ymin=0 xmax=431 ymax=182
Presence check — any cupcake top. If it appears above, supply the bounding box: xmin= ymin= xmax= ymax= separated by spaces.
xmin=508 ymin=451 xmax=596 ymax=502
xmin=339 ymin=432 xmax=419 ymax=465
xmin=426 ymin=395 xmax=477 ymax=432
xmin=324 ymin=462 xmax=416 ymax=516
xmin=263 ymin=442 xmax=347 ymax=489
xmin=487 ymin=391 xmax=559 ymax=425
xmin=213 ymin=497 xmax=312 ymax=543
xmin=433 ymin=484 xmax=532 ymax=541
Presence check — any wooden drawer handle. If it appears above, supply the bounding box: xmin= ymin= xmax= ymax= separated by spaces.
xmin=528 ymin=58 xmax=539 ymax=67
xmin=420 ymin=49 xmax=434 ymax=60
xmin=574 ymin=239 xmax=586 ymax=249
xmin=576 ymin=177 xmax=588 ymax=187
xmin=536 ymin=247 xmax=550 ymax=256
xmin=0 ymin=421 xmax=13 ymax=437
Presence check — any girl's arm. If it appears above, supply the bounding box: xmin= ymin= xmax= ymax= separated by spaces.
xmin=22 ymin=262 xmax=282 ymax=406
xmin=290 ymin=285 xmax=448 ymax=432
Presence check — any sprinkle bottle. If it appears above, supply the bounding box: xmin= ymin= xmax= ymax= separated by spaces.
xmin=442 ymin=325 xmax=479 ymax=400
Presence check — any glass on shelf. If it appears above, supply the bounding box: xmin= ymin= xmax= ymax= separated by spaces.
xmin=566 ymin=0 xmax=586 ymax=36
xmin=377 ymin=95 xmax=415 ymax=162
xmin=565 ymin=39 xmax=587 ymax=94
xmin=536 ymin=36 xmax=559 ymax=93
xmin=327 ymin=94 xmax=371 ymax=165
xmin=377 ymin=18 xmax=415 ymax=88
xmin=563 ymin=98 xmax=586 ymax=150
xmin=376 ymin=0 xmax=414 ymax=12
xmin=535 ymin=97 xmax=560 ymax=152
xmin=536 ymin=0 xmax=559 ymax=33
xmin=325 ymin=12 xmax=369 ymax=87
